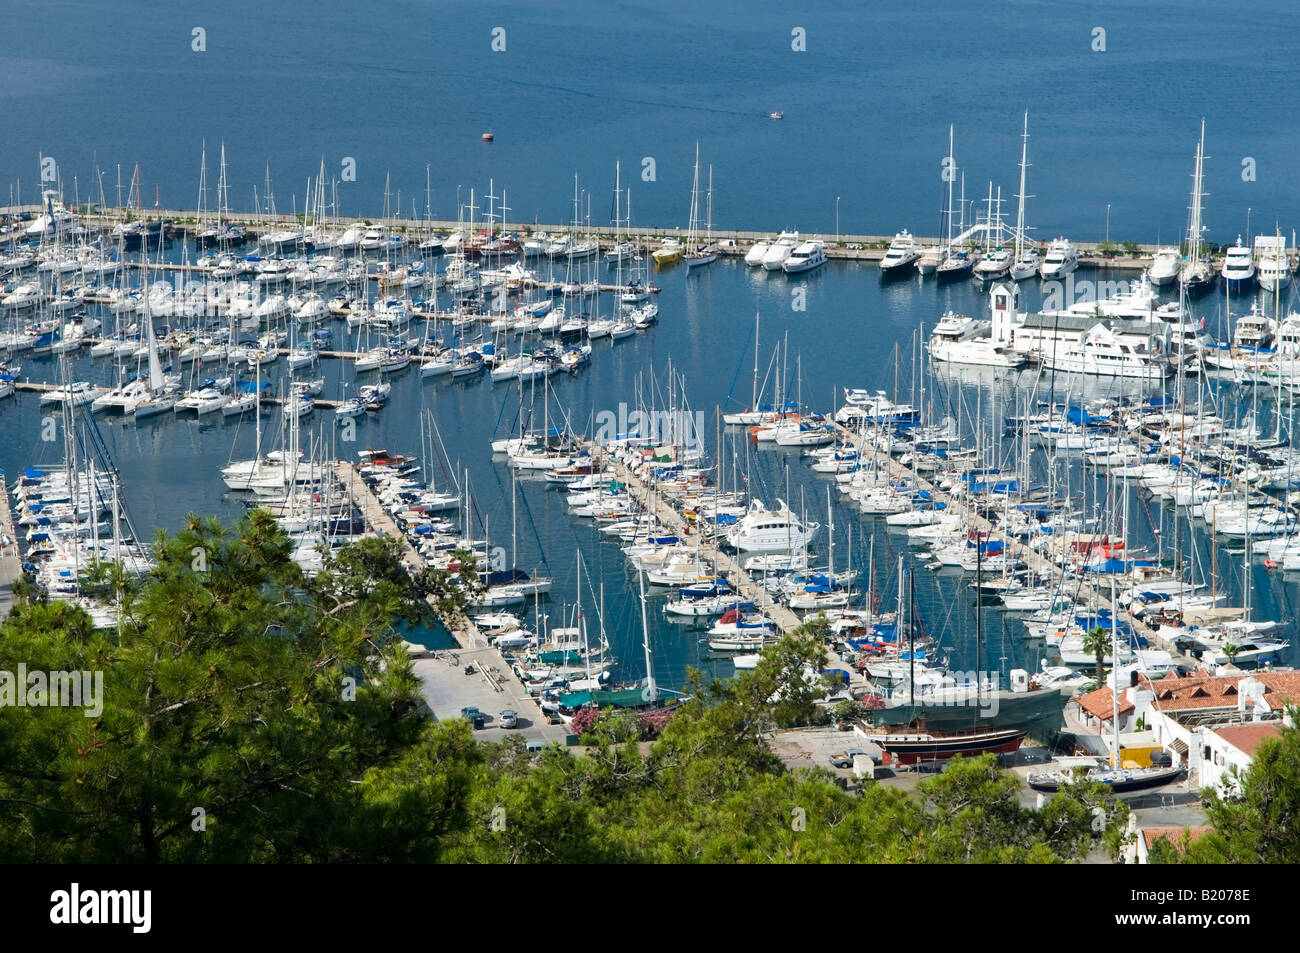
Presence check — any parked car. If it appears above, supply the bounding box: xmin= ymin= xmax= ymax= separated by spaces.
xmin=460 ymin=706 xmax=486 ymax=729
xmin=829 ymin=748 xmax=867 ymax=768
xmin=499 ymin=709 xmax=518 ymax=729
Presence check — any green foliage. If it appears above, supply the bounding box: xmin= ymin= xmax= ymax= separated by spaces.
xmin=0 ymin=521 xmax=1134 ymax=863
xmin=1097 ymin=239 xmax=1119 ymax=257
xmin=1121 ymin=240 xmax=1141 ymax=257
xmin=1149 ymin=708 xmax=1300 ymax=864
xmin=1082 ymin=625 xmax=1110 ymax=690
xmin=0 ymin=513 xmax=453 ymax=862
xmin=831 ymin=699 xmax=866 ymax=725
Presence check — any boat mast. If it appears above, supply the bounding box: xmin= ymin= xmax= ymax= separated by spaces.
xmin=1110 ymin=576 xmax=1119 ymax=770
xmin=945 ymin=124 xmax=955 ymax=256
xmin=639 ymin=568 xmax=655 ymax=704
xmin=976 ymin=499 xmax=982 ymax=711
xmin=908 ymin=568 xmax=917 ymax=707
xmin=1015 ymin=112 xmax=1030 ymax=262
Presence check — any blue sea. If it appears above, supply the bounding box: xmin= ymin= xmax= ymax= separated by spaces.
xmin=2 ymin=0 xmax=1298 ymax=689
xmin=5 ymin=1 xmax=1300 ymax=242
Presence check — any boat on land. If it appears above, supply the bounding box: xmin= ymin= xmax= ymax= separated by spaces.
xmin=1027 ymin=762 xmax=1185 ymax=794
xmin=866 ymin=726 xmax=1027 ymax=765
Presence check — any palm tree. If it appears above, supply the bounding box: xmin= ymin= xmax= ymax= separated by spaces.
xmin=1222 ymin=642 xmax=1240 ymax=667
xmin=1082 ymin=624 xmax=1110 ymax=690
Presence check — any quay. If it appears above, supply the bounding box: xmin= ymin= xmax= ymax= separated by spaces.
xmin=2 ymin=203 xmax=1244 ymax=275
xmin=591 ymin=440 xmax=804 ymax=634
xmin=333 ymin=460 xmax=568 ymax=744
xmin=82 ymin=270 xmax=661 ymax=299
xmin=0 ymin=473 xmax=23 ymax=618
xmin=570 ymin=438 xmax=871 ymax=696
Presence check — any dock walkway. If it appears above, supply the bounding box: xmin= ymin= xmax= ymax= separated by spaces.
xmin=0 ymin=475 xmax=24 ymax=617
xmin=826 ymin=419 xmax=1179 ymax=659
xmin=334 ymin=461 xmax=567 ymax=741
xmin=592 ymin=444 xmax=803 ymax=634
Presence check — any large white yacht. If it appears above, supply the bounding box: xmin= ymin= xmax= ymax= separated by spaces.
xmin=1009 ymin=245 xmax=1041 ymax=281
xmin=1220 ymin=237 xmax=1256 ymax=292
xmin=1040 ymin=323 xmax=1171 ymax=380
xmin=973 ymin=246 xmax=1013 ymax=280
xmin=928 ymin=310 xmax=1026 ymax=368
xmin=725 ymin=499 xmax=819 ymax=553
xmin=1148 ymin=246 xmax=1181 ymax=287
xmin=761 ymin=231 xmax=800 ymax=270
xmin=879 ymin=230 xmax=922 ymax=277
xmin=1038 ymin=237 xmax=1079 ymax=279
xmin=1254 ymin=235 xmax=1289 ymax=292
xmin=745 ymin=238 xmax=772 ymax=266
xmin=782 ymin=240 xmax=827 ymax=274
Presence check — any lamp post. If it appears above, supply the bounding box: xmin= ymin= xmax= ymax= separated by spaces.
xmin=1105 ymin=204 xmax=1110 ymax=245
xmin=836 ymin=196 xmax=841 ymax=243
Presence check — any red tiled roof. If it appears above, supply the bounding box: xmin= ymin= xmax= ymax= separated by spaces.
xmin=1082 ymin=671 xmax=1300 ymax=715
xmin=1142 ymin=825 xmax=1212 ymax=852
xmin=1077 ymin=686 xmax=1134 ymax=722
xmin=1212 ymin=723 xmax=1283 ymax=758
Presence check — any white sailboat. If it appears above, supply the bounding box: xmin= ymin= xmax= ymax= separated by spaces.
xmin=684 ymin=144 xmax=718 ymax=271
xmin=1179 ymin=120 xmax=1215 ymax=296
xmin=1009 ymin=113 xmax=1041 ymax=281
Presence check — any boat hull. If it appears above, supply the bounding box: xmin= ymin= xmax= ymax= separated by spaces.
xmin=871 ymin=727 xmax=1026 ymax=765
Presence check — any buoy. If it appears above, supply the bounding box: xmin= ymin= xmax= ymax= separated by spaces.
xmin=1265 ymin=557 xmax=1279 ymax=570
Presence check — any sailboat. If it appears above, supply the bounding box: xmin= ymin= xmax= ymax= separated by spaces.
xmin=132 ymin=252 xmax=177 ymax=418
xmin=1009 ymin=113 xmax=1041 ymax=281
xmin=1179 ymin=120 xmax=1216 ymax=296
xmin=684 ymin=144 xmax=718 ymax=270
xmin=935 ymin=126 xmax=973 ymax=282
xmin=604 ymin=162 xmax=639 ymax=265
xmin=1028 ymin=582 xmax=1186 ymax=793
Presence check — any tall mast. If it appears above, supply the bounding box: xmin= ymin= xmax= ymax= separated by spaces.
xmin=1110 ymin=577 xmax=1120 ymax=769
xmin=196 ymin=140 xmax=208 ymax=227
xmin=1015 ymin=112 xmax=1030 ymax=261
xmin=706 ymin=164 xmax=713 ymax=238
xmin=639 ymin=569 xmax=655 ymax=704
xmin=945 ymin=125 xmax=956 ymax=253
xmin=908 ymin=568 xmax=917 ymax=707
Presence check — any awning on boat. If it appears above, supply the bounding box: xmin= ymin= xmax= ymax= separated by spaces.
xmin=558 ymin=688 xmax=653 ymax=710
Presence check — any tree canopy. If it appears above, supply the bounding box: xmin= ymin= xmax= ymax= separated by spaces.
xmin=1 ymin=516 xmax=1137 ymax=863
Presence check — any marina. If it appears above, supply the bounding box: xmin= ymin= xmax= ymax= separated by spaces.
xmin=3 ymin=0 xmax=1300 ymax=875
xmin=5 ymin=196 xmax=1300 ymax=742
